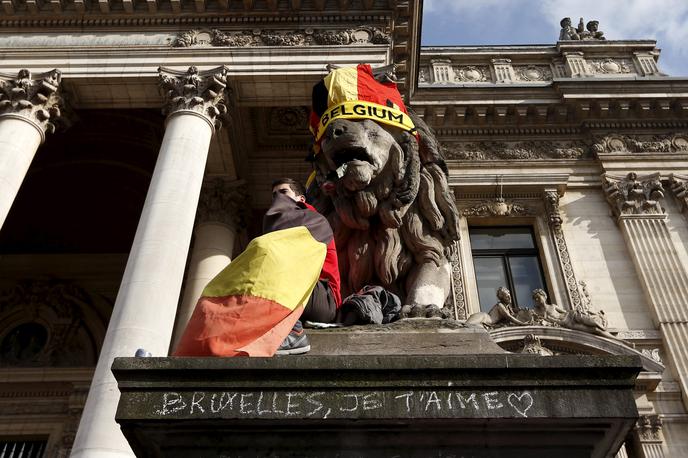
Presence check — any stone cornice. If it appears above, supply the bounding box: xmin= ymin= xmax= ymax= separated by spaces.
xmin=0 ymin=0 xmax=393 ymax=21
xmin=158 ymin=65 xmax=231 ymax=130
xmin=0 ymin=68 xmax=63 ymax=140
xmin=668 ymin=174 xmax=688 ymax=212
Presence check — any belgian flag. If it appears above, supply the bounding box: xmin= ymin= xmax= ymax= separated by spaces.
xmin=174 ymin=194 xmax=332 ymax=357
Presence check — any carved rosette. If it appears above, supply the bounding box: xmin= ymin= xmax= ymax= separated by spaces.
xmin=196 ymin=178 xmax=249 ymax=229
xmin=543 ymin=190 xmax=584 ymax=312
xmin=158 ymin=66 xmax=231 ymax=130
xmin=514 ymin=65 xmax=553 ymax=82
xmin=0 ymin=68 xmax=63 ymax=137
xmin=603 ymin=172 xmax=665 ymax=218
xmin=668 ymin=174 xmax=688 ymax=212
xmin=635 ymin=415 xmax=663 ymax=443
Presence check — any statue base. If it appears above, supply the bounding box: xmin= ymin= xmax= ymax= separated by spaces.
xmin=114 ymin=349 xmax=641 ymax=457
xmin=306 ymin=318 xmax=507 ymax=355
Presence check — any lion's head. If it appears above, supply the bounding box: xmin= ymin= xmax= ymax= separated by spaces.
xmin=309 ymin=111 xmax=460 ymax=302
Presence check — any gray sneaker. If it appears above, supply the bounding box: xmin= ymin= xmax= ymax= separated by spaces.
xmin=276 ymin=321 xmax=311 ymax=355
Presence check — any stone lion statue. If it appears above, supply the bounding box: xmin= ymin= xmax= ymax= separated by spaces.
xmin=308 ymin=111 xmax=460 ymax=318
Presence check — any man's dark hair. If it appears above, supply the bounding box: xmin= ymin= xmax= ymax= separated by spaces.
xmin=271 ymin=177 xmax=306 ymax=197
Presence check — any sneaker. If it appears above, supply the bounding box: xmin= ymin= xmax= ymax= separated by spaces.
xmin=276 ymin=320 xmax=311 ymax=355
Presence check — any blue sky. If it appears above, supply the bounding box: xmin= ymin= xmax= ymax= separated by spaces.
xmin=421 ymin=0 xmax=688 ymax=76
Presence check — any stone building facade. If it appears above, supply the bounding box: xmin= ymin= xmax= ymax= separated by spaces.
xmin=0 ymin=1 xmax=687 ymax=457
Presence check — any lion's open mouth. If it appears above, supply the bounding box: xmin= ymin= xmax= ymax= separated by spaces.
xmin=332 ymin=147 xmax=373 ymax=168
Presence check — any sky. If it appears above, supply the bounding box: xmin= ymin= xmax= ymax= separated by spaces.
xmin=421 ymin=0 xmax=688 ymax=76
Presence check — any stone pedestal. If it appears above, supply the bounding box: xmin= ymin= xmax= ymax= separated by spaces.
xmin=113 ymin=352 xmax=641 ymax=458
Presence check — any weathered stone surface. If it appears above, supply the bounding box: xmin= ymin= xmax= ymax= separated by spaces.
xmin=114 ymin=354 xmax=641 ymax=458
xmin=306 ymin=319 xmax=506 ymax=355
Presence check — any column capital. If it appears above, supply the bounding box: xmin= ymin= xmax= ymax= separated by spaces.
xmin=197 ymin=178 xmax=249 ymax=229
xmin=603 ymin=172 xmax=665 ymax=220
xmin=668 ymin=173 xmax=688 ymax=212
xmin=0 ymin=68 xmax=64 ymax=140
xmin=158 ymin=66 xmax=231 ymax=131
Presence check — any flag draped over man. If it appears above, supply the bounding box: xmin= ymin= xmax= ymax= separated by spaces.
xmin=174 ymin=194 xmax=332 ymax=357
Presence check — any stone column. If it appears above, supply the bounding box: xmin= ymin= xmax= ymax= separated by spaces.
xmin=71 ymin=66 xmax=230 ymax=458
xmin=0 ymin=69 xmax=63 ymax=229
xmin=603 ymin=172 xmax=688 ymax=412
xmin=170 ymin=178 xmax=248 ymax=350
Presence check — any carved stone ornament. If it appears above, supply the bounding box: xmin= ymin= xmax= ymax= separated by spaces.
xmin=447 ymin=241 xmax=467 ymax=320
xmin=514 ymin=65 xmax=553 ymax=82
xmin=520 ymin=334 xmax=554 ymax=356
xmin=443 ymin=141 xmax=589 ymax=161
xmin=589 ymin=58 xmax=632 ymax=74
xmin=668 ymin=174 xmax=688 ymax=211
xmin=158 ymin=66 xmax=231 ymax=130
xmin=454 ymin=66 xmax=488 ymax=82
xmin=593 ymin=133 xmax=688 ymax=154
xmin=603 ymin=172 xmax=665 ymax=217
xmin=0 ymin=280 xmax=101 ymax=367
xmin=269 ymin=107 xmax=309 ymax=131
xmin=197 ymin=178 xmax=249 ymax=229
xmin=640 ymin=348 xmax=663 ymax=364
xmin=172 ymin=27 xmax=390 ymax=48
xmin=544 ymin=191 xmax=584 ymax=311
xmin=0 ymin=68 xmax=63 ymax=135
xmin=635 ymin=415 xmax=663 ymax=443
xmin=461 ymin=197 xmax=536 ymax=217
xmin=559 ymin=17 xmax=605 ymax=41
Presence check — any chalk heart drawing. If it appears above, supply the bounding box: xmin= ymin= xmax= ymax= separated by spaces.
xmin=507 ymin=392 xmax=533 ymax=418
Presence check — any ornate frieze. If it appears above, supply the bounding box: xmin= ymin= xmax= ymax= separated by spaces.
xmin=603 ymin=172 xmax=665 ymax=218
xmin=197 ymin=178 xmax=249 ymax=229
xmin=593 ymin=133 xmax=688 ymax=154
xmin=0 ymin=68 xmax=63 ymax=135
xmin=158 ymin=66 xmax=231 ymax=130
xmin=443 ymin=141 xmax=589 ymax=161
xmin=172 ymin=26 xmax=390 ymax=47
xmin=461 ymin=198 xmax=536 ymax=217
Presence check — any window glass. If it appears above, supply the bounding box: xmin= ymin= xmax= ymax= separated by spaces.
xmin=508 ymin=256 xmax=545 ymax=309
xmin=473 ymin=257 xmax=509 ymax=312
xmin=469 ymin=227 xmax=535 ymax=250
xmin=469 ymin=226 xmax=547 ymax=310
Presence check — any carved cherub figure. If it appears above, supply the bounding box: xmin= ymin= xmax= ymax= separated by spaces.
xmin=531 ymin=289 xmax=616 ymax=339
xmin=559 ymin=17 xmax=580 ymax=41
xmin=466 ymin=287 xmax=532 ymax=328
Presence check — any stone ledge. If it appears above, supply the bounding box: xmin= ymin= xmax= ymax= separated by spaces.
xmin=113 ymin=354 xmax=641 ymax=458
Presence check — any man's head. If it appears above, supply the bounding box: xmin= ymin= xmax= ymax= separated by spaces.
xmin=560 ymin=17 xmax=571 ymax=28
xmin=271 ymin=178 xmax=306 ymax=203
xmin=532 ymin=288 xmax=547 ymax=305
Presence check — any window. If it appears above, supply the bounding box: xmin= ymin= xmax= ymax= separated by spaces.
xmin=0 ymin=439 xmax=47 ymax=458
xmin=469 ymin=226 xmax=548 ymax=312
